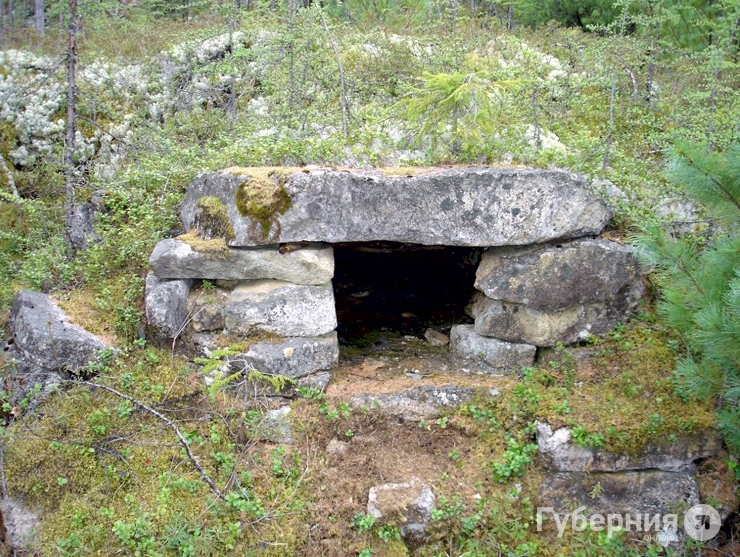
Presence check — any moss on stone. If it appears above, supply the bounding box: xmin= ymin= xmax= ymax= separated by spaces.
xmin=192 ymin=196 xmax=235 ymax=242
xmin=231 ymin=169 xmax=292 ymax=241
xmin=177 ymin=231 xmax=230 ymax=258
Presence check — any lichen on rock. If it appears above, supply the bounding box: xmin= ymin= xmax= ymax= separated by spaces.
xmin=232 ymin=168 xmax=291 ymax=241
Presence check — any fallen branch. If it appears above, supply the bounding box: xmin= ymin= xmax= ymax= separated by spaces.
xmin=83 ymin=381 xmax=225 ymax=500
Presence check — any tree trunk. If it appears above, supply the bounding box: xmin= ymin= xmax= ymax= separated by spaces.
xmin=34 ymin=0 xmax=43 ymax=36
xmin=8 ymin=0 xmax=13 ymax=28
xmin=318 ymin=6 xmax=348 ymax=138
xmin=64 ymin=0 xmax=78 ymax=251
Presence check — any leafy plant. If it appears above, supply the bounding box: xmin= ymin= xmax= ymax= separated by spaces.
xmin=351 ymin=512 xmax=377 ymax=533
xmin=490 ymin=435 xmax=538 ymax=482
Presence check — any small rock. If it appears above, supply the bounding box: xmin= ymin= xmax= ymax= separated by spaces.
xmin=296 ymin=371 xmax=333 ymax=392
xmin=368 ymin=478 xmax=435 ymax=543
xmin=187 ymin=287 xmax=229 ymax=332
xmin=350 ymin=385 xmax=482 ymax=421
xmin=450 ymin=324 xmax=536 ymax=372
xmin=256 ymin=406 xmax=294 ymax=443
xmin=424 ymin=328 xmax=449 ymax=347
xmin=326 ymin=439 xmax=349 ymax=454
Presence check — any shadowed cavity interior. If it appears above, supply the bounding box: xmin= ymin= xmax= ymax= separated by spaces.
xmin=332 ymin=242 xmax=480 ymax=342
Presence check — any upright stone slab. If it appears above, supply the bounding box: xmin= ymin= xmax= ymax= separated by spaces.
xmin=145 ymin=274 xmax=193 ymax=340
xmin=475 ymin=239 xmax=641 ymax=311
xmin=223 ymin=280 xmax=337 ymax=337
xmin=149 ymin=239 xmax=334 ymax=284
xmin=181 ymin=168 xmax=611 ymax=247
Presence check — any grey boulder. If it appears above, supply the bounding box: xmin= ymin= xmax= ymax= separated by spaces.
xmin=475 ymin=239 xmax=642 ymax=311
xmin=10 ymin=290 xmax=112 ymax=373
xmin=181 ymin=168 xmax=611 ymax=247
xmin=450 ymin=324 xmax=535 ymax=372
xmin=224 ymin=280 xmax=336 ymax=337
xmin=471 ymin=283 xmax=643 ymax=346
xmin=538 ymin=471 xmax=699 ymax=535
xmin=149 ymin=239 xmax=334 ymax=284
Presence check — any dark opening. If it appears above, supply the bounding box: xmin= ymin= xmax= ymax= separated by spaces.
xmin=332 ymin=242 xmax=480 ymax=343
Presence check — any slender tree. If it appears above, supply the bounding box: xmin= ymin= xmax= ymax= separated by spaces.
xmin=64 ymin=0 xmax=77 ymax=251
xmin=34 ymin=0 xmax=43 ymax=36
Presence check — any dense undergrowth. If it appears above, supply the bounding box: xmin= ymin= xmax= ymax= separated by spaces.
xmin=0 ymin=1 xmax=738 ymax=555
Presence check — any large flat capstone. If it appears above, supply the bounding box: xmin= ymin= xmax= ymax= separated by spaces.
xmin=149 ymin=239 xmax=334 ymax=284
xmin=180 ymin=168 xmax=611 ymax=247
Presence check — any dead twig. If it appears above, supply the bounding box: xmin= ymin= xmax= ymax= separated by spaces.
xmin=82 ymin=381 xmax=225 ymax=500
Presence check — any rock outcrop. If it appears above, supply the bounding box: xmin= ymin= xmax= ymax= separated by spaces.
xmin=536 ymin=422 xmax=723 ymax=472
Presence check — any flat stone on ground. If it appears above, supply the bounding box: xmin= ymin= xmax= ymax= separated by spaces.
xmin=350 ymin=385 xmax=490 ymax=421
xmin=234 ymin=333 xmax=339 ymax=378
xmin=536 ymin=422 xmax=723 ymax=472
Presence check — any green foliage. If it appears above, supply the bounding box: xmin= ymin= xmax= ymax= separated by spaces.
xmin=490 ymin=434 xmax=538 ymax=483
xmin=396 ymin=55 xmax=524 ymax=154
xmin=350 ymin=512 xmax=377 ymax=533
xmin=570 ymin=425 xmax=605 ymax=448
xmin=632 ymin=141 xmax=740 ymax=454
